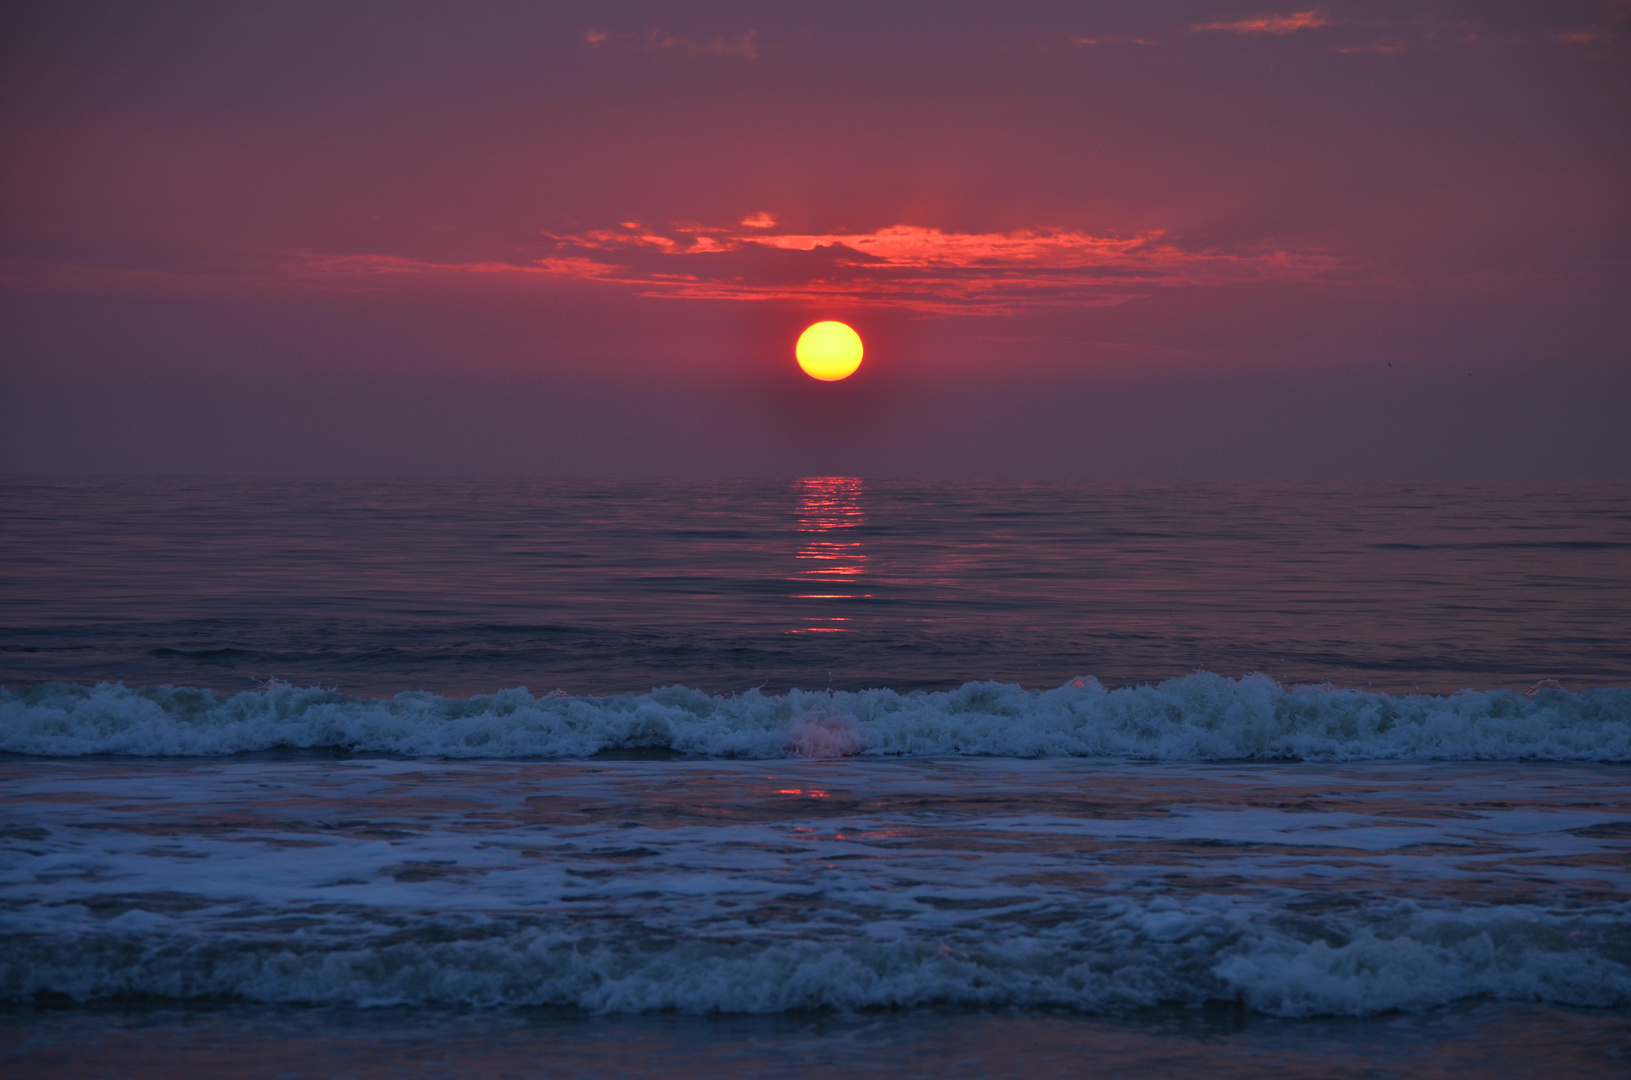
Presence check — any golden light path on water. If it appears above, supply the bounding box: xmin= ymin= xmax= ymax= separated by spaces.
xmin=790 ymin=477 xmax=869 ymax=634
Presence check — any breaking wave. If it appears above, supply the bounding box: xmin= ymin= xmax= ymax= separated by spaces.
xmin=5 ymin=897 xmax=1628 ymax=1015
xmin=3 ymin=674 xmax=1628 ymax=761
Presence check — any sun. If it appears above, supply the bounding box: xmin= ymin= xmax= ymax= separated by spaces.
xmin=795 ymin=321 xmax=863 ymax=381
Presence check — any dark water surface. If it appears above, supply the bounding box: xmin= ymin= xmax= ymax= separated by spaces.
xmin=3 ymin=477 xmax=1628 ymax=696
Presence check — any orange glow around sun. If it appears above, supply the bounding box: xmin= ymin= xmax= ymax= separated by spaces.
xmin=795 ymin=321 xmax=863 ymax=380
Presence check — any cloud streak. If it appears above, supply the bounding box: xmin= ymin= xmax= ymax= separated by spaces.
xmin=1192 ymin=11 xmax=1332 ymax=35
xmin=644 ymin=29 xmax=760 ymax=57
xmin=292 ymin=223 xmax=1337 ymax=315
xmin=578 ymin=28 xmax=761 ymax=57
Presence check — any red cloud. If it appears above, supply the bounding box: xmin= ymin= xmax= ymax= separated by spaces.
xmin=1192 ymin=11 xmax=1332 ymax=35
xmin=290 ymin=222 xmax=1337 ymax=316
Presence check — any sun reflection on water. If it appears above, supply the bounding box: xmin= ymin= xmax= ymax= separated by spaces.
xmin=790 ymin=476 xmax=868 ymax=633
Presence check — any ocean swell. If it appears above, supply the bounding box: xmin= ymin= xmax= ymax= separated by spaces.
xmin=3 ymin=674 xmax=1628 ymax=761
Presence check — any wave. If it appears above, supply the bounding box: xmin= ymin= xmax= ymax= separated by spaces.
xmin=3 ymin=674 xmax=1628 ymax=761
xmin=5 ymin=897 xmax=1627 ymax=1015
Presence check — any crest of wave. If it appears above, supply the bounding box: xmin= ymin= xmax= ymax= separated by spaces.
xmin=1 ymin=674 xmax=1628 ymax=761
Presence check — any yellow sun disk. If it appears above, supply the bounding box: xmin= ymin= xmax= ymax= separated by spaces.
xmin=795 ymin=321 xmax=863 ymax=381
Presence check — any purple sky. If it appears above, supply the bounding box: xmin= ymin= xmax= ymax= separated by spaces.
xmin=2 ymin=1 xmax=1627 ymax=475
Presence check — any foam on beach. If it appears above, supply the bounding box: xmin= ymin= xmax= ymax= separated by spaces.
xmin=6 ymin=896 xmax=1627 ymax=1016
xmin=4 ymin=674 xmax=1627 ymax=761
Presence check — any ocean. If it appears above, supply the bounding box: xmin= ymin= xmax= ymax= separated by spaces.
xmin=2 ymin=477 xmax=1629 ymax=1077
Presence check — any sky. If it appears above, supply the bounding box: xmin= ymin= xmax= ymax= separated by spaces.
xmin=1 ymin=0 xmax=1627 ymax=476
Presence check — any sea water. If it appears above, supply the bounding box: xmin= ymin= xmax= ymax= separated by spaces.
xmin=2 ymin=478 xmax=1629 ymax=1076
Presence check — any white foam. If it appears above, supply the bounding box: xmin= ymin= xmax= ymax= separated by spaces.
xmin=5 ymin=897 xmax=1626 ymax=1015
xmin=3 ymin=675 xmax=1627 ymax=761
xmin=4 ymin=754 xmax=1627 ymax=1017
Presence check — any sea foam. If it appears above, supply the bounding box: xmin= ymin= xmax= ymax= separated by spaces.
xmin=3 ymin=674 xmax=1628 ymax=761
xmin=6 ymin=897 xmax=1627 ymax=1015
